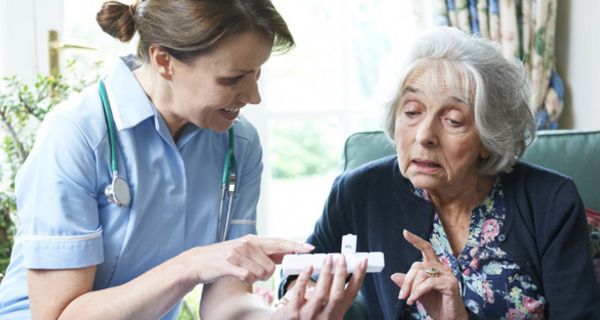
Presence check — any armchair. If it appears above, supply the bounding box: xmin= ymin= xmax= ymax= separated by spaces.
xmin=340 ymin=129 xmax=600 ymax=320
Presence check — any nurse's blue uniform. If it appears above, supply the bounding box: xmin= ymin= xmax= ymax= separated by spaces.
xmin=0 ymin=56 xmax=262 ymax=319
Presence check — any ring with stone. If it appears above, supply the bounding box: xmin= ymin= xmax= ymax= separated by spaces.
xmin=424 ymin=267 xmax=440 ymax=278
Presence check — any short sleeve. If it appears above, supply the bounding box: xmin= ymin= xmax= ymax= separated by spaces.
xmin=225 ymin=120 xmax=262 ymax=239
xmin=16 ymin=110 xmax=103 ymax=269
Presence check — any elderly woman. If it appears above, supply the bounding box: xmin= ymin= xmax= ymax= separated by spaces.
xmin=281 ymin=27 xmax=600 ymax=319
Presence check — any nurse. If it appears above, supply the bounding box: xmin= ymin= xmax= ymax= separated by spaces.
xmin=0 ymin=0 xmax=367 ymax=319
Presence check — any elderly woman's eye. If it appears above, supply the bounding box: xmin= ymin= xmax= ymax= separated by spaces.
xmin=446 ymin=118 xmax=463 ymax=127
xmin=405 ymin=111 xmax=418 ymax=117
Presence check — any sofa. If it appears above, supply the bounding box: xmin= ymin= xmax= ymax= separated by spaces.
xmin=340 ymin=129 xmax=600 ymax=320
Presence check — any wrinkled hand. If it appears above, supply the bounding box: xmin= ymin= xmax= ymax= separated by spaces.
xmin=181 ymin=234 xmax=314 ymax=285
xmin=391 ymin=230 xmax=468 ymax=320
xmin=272 ymin=255 xmax=367 ymax=320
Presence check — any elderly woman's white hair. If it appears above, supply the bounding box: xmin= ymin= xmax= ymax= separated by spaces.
xmin=384 ymin=26 xmax=536 ymax=175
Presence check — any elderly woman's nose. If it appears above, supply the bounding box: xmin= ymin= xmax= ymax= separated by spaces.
xmin=415 ymin=117 xmax=439 ymax=147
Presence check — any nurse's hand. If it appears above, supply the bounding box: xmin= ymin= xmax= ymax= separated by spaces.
xmin=180 ymin=234 xmax=314 ymax=285
xmin=271 ymin=255 xmax=367 ymax=320
xmin=391 ymin=230 xmax=468 ymax=320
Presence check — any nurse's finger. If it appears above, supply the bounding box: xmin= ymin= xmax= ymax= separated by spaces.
xmin=286 ymin=265 xmax=312 ymax=310
xmin=346 ymin=258 xmax=367 ymax=295
xmin=403 ymin=229 xmax=438 ymax=262
xmin=245 ymin=235 xmax=315 ymax=262
xmin=224 ymin=263 xmax=262 ymax=284
xmin=234 ymin=244 xmax=276 ymax=282
xmin=244 ymin=243 xmax=278 ymax=281
xmin=305 ymin=255 xmax=334 ymax=312
xmin=328 ymin=255 xmax=348 ymax=299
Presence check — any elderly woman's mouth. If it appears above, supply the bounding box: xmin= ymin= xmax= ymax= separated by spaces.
xmin=412 ymin=159 xmax=442 ymax=173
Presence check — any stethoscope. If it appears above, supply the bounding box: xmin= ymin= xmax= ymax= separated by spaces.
xmin=98 ymin=79 xmax=237 ymax=242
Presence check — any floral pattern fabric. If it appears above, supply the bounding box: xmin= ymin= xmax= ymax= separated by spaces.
xmin=407 ymin=179 xmax=546 ymax=319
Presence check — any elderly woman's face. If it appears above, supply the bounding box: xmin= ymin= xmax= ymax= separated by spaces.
xmin=394 ymin=65 xmax=489 ymax=193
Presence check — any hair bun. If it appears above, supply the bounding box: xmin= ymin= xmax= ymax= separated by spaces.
xmin=96 ymin=1 xmax=136 ymax=43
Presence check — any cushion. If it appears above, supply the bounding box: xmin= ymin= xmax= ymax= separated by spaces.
xmin=586 ymin=208 xmax=600 ymax=287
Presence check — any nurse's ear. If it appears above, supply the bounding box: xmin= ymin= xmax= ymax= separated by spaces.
xmin=148 ymin=44 xmax=173 ymax=81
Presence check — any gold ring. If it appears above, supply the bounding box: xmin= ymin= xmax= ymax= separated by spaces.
xmin=424 ymin=267 xmax=440 ymax=278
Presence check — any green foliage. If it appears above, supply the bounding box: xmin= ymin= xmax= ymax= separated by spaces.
xmin=270 ymin=120 xmax=338 ymax=179
xmin=0 ymin=60 xmax=101 ymax=277
xmin=177 ymin=287 xmax=202 ymax=320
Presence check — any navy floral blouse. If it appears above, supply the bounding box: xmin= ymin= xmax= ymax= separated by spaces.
xmin=408 ymin=178 xmax=546 ymax=319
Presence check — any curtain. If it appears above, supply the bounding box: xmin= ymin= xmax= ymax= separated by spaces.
xmin=424 ymin=0 xmax=563 ymax=129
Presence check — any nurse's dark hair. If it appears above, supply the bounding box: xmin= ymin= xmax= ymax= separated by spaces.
xmin=96 ymin=0 xmax=294 ymax=63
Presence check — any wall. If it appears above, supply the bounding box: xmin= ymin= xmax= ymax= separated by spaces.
xmin=0 ymin=0 xmax=38 ymax=84
xmin=0 ymin=0 xmax=63 ymax=84
xmin=556 ymin=1 xmax=600 ymax=130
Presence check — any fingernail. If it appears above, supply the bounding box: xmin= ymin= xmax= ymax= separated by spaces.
xmin=302 ymin=243 xmax=315 ymax=250
xmin=325 ymin=254 xmax=332 ymax=266
xmin=337 ymin=255 xmax=345 ymax=265
xmin=302 ymin=266 xmax=312 ymax=277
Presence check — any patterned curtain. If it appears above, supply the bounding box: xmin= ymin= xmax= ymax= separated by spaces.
xmin=424 ymin=0 xmax=563 ymax=130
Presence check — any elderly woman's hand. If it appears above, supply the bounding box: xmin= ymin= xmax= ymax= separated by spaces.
xmin=272 ymin=255 xmax=367 ymax=320
xmin=391 ymin=230 xmax=468 ymax=320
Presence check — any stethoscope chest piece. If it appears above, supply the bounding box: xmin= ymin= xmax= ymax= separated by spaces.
xmin=105 ymin=175 xmax=131 ymax=207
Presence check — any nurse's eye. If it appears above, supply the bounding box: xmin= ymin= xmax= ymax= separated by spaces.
xmin=221 ymin=75 xmax=244 ymax=86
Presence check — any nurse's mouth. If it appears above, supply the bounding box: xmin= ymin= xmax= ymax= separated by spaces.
xmin=219 ymin=108 xmax=240 ymax=120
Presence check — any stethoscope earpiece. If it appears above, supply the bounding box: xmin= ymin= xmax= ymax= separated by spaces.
xmin=105 ymin=175 xmax=131 ymax=207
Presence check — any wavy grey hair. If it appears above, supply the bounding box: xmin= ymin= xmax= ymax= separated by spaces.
xmin=384 ymin=26 xmax=535 ymax=175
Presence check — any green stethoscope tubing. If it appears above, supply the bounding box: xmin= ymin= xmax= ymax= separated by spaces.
xmin=98 ymin=79 xmax=237 ymax=241
xmin=98 ymin=79 xmax=119 ymax=174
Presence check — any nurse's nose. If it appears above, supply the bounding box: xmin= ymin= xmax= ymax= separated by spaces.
xmin=415 ymin=115 xmax=439 ymax=147
xmin=239 ymin=77 xmax=261 ymax=105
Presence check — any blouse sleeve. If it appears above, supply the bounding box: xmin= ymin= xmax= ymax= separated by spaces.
xmin=224 ymin=122 xmax=262 ymax=239
xmin=16 ymin=111 xmax=103 ymax=269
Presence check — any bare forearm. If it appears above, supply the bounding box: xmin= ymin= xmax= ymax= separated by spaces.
xmin=59 ymin=257 xmax=194 ymax=320
xmin=200 ymin=277 xmax=273 ymax=320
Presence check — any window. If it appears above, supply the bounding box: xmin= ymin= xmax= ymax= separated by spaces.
xmin=248 ymin=0 xmax=418 ymax=240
